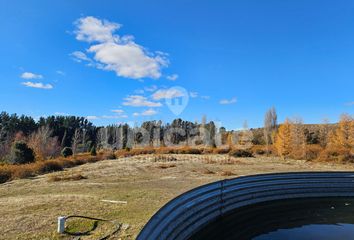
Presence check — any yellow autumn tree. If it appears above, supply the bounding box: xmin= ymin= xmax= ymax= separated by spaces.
xmin=328 ymin=114 xmax=353 ymax=150
xmin=324 ymin=114 xmax=354 ymax=161
xmin=290 ymin=117 xmax=306 ymax=159
xmin=275 ymin=119 xmax=292 ymax=158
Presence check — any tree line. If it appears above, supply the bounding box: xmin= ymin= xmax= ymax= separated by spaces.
xmin=0 ymin=110 xmax=353 ymax=164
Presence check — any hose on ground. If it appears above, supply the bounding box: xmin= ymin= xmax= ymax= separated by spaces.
xmin=64 ymin=215 xmax=121 ymax=240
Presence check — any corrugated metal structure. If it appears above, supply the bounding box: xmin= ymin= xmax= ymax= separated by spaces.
xmin=137 ymin=172 xmax=354 ymax=240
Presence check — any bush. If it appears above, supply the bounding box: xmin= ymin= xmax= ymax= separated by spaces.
xmin=61 ymin=147 xmax=73 ymax=158
xmin=213 ymin=148 xmax=231 ymax=154
xmin=90 ymin=147 xmax=97 ymax=156
xmin=8 ymin=141 xmax=35 ymax=164
xmin=229 ymin=149 xmax=254 ymax=158
xmin=176 ymin=148 xmax=202 ymax=154
xmin=0 ymin=168 xmax=11 ymax=183
xmin=304 ymin=145 xmax=323 ymax=160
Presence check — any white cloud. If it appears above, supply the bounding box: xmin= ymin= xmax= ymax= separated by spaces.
xmin=54 ymin=112 xmax=69 ymax=116
xmin=190 ymin=92 xmax=198 ymax=98
xmin=219 ymin=97 xmax=237 ymax=105
xmin=20 ymin=72 xmax=43 ymax=79
xmin=166 ymin=74 xmax=178 ymax=81
xmin=56 ymin=70 xmax=65 ymax=76
xmin=73 ymin=16 xmax=168 ymax=79
xmin=152 ymin=88 xmax=185 ymax=100
xmin=133 ymin=109 xmax=158 ymax=117
xmin=201 ymin=95 xmax=210 ymax=100
xmin=86 ymin=114 xmax=128 ymax=120
xmin=21 ymin=81 xmax=53 ymax=89
xmin=75 ymin=16 xmax=121 ymax=43
xmin=102 ymin=115 xmax=128 ymax=119
xmin=134 ymin=89 xmax=145 ymax=94
xmin=111 ymin=109 xmax=125 ymax=114
xmin=86 ymin=115 xmax=99 ymax=120
xmin=141 ymin=109 xmax=158 ymax=116
xmin=123 ymin=95 xmax=162 ymax=107
xmin=71 ymin=51 xmax=93 ymax=63
xmin=144 ymin=85 xmax=158 ymax=92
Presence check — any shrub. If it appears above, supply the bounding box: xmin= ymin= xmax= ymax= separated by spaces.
xmin=102 ymin=151 xmax=116 ymax=160
xmin=213 ymin=148 xmax=231 ymax=154
xmin=176 ymin=147 xmax=202 ymax=154
xmin=304 ymin=145 xmax=323 ymax=160
xmin=61 ymin=147 xmax=73 ymax=158
xmin=37 ymin=161 xmax=63 ymax=172
xmin=49 ymin=173 xmax=87 ymax=182
xmin=8 ymin=141 xmax=35 ymax=164
xmin=90 ymin=147 xmax=97 ymax=156
xmin=229 ymin=149 xmax=254 ymax=158
xmin=202 ymin=148 xmax=214 ymax=154
xmin=319 ymin=147 xmax=353 ymax=162
xmin=0 ymin=168 xmax=11 ymax=183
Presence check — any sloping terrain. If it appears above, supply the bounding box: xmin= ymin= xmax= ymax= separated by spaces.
xmin=1 ymin=155 xmax=353 ymax=239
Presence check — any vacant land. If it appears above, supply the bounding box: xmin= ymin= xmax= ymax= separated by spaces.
xmin=1 ymin=155 xmax=354 ymax=239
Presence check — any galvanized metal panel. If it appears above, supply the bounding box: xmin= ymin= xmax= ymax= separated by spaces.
xmin=137 ymin=172 xmax=354 ymax=240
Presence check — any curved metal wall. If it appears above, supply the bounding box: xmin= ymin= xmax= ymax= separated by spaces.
xmin=137 ymin=172 xmax=354 ymax=240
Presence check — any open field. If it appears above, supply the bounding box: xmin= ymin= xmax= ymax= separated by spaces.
xmin=1 ymin=154 xmax=354 ymax=239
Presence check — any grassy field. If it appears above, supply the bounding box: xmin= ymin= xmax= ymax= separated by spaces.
xmin=1 ymin=154 xmax=354 ymax=239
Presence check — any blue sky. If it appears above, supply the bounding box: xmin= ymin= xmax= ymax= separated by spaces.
xmin=0 ymin=0 xmax=353 ymax=129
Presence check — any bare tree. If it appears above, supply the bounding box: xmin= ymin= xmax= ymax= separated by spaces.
xmin=318 ymin=118 xmax=330 ymax=147
xmin=72 ymin=128 xmax=82 ymax=155
xmin=236 ymin=120 xmax=253 ymax=150
xmin=28 ymin=125 xmax=60 ymax=160
xmin=264 ymin=107 xmax=278 ymax=155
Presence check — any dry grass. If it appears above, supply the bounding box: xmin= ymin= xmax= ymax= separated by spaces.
xmin=48 ymin=173 xmax=87 ymax=182
xmin=1 ymin=154 xmax=354 ymax=239
xmin=0 ymin=154 xmax=103 ymax=184
xmin=157 ymin=163 xmax=177 ymax=169
xmin=220 ymin=170 xmax=235 ymax=176
xmin=200 ymin=167 xmax=215 ymax=174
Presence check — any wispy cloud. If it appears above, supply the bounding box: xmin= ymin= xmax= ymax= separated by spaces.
xmin=54 ymin=112 xmax=69 ymax=116
xmin=190 ymin=92 xmax=198 ymax=98
xmin=144 ymin=85 xmax=158 ymax=92
xmin=111 ymin=109 xmax=125 ymax=114
xmin=73 ymin=16 xmax=168 ymax=79
xmin=86 ymin=115 xmax=99 ymax=120
xmin=86 ymin=114 xmax=128 ymax=120
xmin=166 ymin=74 xmax=178 ymax=81
xmin=102 ymin=115 xmax=128 ymax=119
xmin=71 ymin=51 xmax=93 ymax=63
xmin=152 ymin=88 xmax=185 ymax=100
xmin=20 ymin=72 xmax=43 ymax=79
xmin=133 ymin=109 xmax=158 ymax=117
xmin=201 ymin=95 xmax=210 ymax=100
xmin=56 ymin=70 xmax=65 ymax=76
xmin=219 ymin=97 xmax=237 ymax=105
xmin=21 ymin=81 xmax=53 ymax=89
xmin=123 ymin=95 xmax=162 ymax=107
